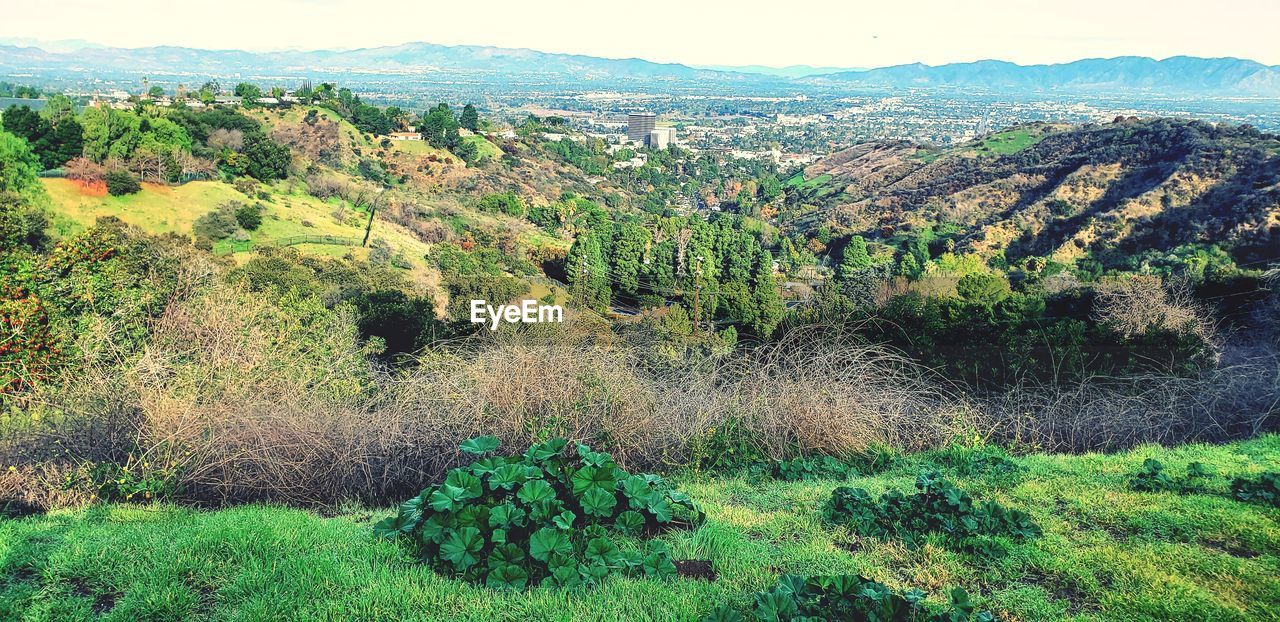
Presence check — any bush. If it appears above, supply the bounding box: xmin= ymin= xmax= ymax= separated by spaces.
xmin=826 ymin=471 xmax=1040 ymax=557
xmin=234 ymin=202 xmax=264 ymax=230
xmin=104 ymin=170 xmax=141 ymax=196
xmin=193 ymin=205 xmax=240 ymax=241
xmin=702 ymin=575 xmax=993 ymax=622
xmin=374 ymin=437 xmax=703 ymax=589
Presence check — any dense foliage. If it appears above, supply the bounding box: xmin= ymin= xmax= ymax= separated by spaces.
xmin=702 ymin=574 xmax=993 ymax=622
xmin=374 ymin=437 xmax=704 ymax=589
xmin=1231 ymin=472 xmax=1280 ymax=507
xmin=827 ymin=472 xmax=1040 ymax=558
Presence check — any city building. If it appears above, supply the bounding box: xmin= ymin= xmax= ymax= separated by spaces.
xmin=627 ymin=112 xmax=656 ymax=143
xmin=647 ymin=127 xmax=676 ymax=149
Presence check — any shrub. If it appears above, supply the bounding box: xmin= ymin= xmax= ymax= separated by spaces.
xmin=193 ymin=205 xmax=240 ymax=241
xmin=749 ymin=456 xmax=851 ymax=482
xmin=104 ymin=170 xmax=141 ymax=196
xmin=701 ymin=574 xmax=993 ymax=622
xmin=826 ymin=471 xmax=1040 ymax=557
xmin=374 ymin=437 xmax=703 ymax=589
xmin=234 ymin=202 xmax=264 ymax=230
xmin=1231 ymin=472 xmax=1280 ymax=506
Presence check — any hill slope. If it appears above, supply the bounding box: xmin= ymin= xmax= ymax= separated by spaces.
xmin=790 ymin=118 xmax=1280 ymax=269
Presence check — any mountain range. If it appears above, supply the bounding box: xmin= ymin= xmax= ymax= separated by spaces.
xmin=803 ymin=56 xmax=1280 ymax=95
xmin=1 ymin=40 xmax=1278 ymax=94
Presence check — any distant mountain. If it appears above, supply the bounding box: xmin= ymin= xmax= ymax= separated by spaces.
xmin=3 ymin=42 xmax=1276 ymax=96
xmin=693 ymin=64 xmax=865 ymax=78
xmin=0 ymin=41 xmax=766 ymax=83
xmin=803 ymin=56 xmax=1280 ymax=95
xmin=0 ymin=37 xmax=104 ymax=53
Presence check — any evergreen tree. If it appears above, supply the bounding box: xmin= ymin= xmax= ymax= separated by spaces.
xmin=567 ymin=233 xmax=611 ymax=311
xmin=610 ymin=223 xmax=650 ymax=298
xmin=460 ymin=104 xmax=479 ymax=131
xmin=748 ymin=250 xmax=783 ymax=337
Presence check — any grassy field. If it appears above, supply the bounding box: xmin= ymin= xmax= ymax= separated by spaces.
xmin=784 ymin=171 xmax=832 ymax=190
xmin=40 ymin=178 xmax=433 ymax=268
xmin=972 ymin=128 xmax=1047 ymax=156
xmin=2 ymin=437 xmax=1278 ymax=621
xmin=462 ymin=134 xmax=504 ymax=161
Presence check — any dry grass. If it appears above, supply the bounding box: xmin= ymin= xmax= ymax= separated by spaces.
xmin=4 ymin=274 xmax=1279 ymax=511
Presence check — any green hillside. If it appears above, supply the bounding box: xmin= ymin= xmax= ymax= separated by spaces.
xmin=40 ymin=177 xmax=433 ymax=267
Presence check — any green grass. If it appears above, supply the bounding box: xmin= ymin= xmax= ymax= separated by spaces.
xmin=3 ymin=437 xmax=1279 ymax=621
xmin=462 ymin=134 xmax=504 ymax=161
xmin=784 ymin=172 xmax=831 ymax=190
xmin=41 ymin=178 xmax=433 ymax=269
xmin=972 ymin=128 xmax=1045 ymax=156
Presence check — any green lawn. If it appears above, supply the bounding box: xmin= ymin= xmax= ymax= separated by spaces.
xmin=3 ymin=437 xmax=1278 ymax=621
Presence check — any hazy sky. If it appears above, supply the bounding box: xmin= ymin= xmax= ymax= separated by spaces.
xmin=5 ymin=0 xmax=1278 ymax=68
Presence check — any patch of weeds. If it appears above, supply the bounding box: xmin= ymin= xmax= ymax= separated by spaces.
xmin=1130 ymin=459 xmax=1214 ymax=493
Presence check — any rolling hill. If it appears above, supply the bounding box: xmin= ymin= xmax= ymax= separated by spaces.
xmin=788 ymin=118 xmax=1280 ymax=268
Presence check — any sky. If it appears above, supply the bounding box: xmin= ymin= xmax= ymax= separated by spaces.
xmin=3 ymin=0 xmax=1278 ymax=68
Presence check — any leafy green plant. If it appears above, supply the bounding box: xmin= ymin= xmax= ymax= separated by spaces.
xmin=1131 ymin=459 xmax=1215 ymax=493
xmin=1130 ymin=458 xmax=1177 ymax=492
xmin=374 ymin=436 xmax=704 ymax=588
xmin=750 ymin=455 xmax=851 ymax=482
xmin=1231 ymin=472 xmax=1280 ymax=507
xmin=826 ymin=471 xmax=1040 ymax=558
xmin=701 ymin=574 xmax=994 ymax=622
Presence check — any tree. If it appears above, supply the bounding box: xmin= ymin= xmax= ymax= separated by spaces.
xmin=610 ymin=223 xmax=651 ymax=298
xmin=748 ymin=250 xmax=783 ymax=337
xmin=898 ymin=252 xmax=922 ymax=279
xmin=240 ymin=132 xmax=291 ymax=180
xmin=148 ymin=85 xmax=166 ymax=99
xmin=567 ymin=232 xmax=611 ymax=310
xmin=39 ymin=95 xmax=75 ymax=127
xmin=234 ymin=203 xmax=264 ymax=230
xmin=460 ymin=104 xmax=479 ymax=131
xmin=0 ymin=131 xmax=42 ymax=198
xmin=80 ymin=107 xmax=142 ymax=162
xmin=64 ymin=157 xmax=105 ymax=187
xmin=420 ymin=103 xmax=460 ymax=149
xmin=956 ymin=273 xmax=1011 ymax=306
xmin=838 ymin=235 xmax=872 ymax=280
